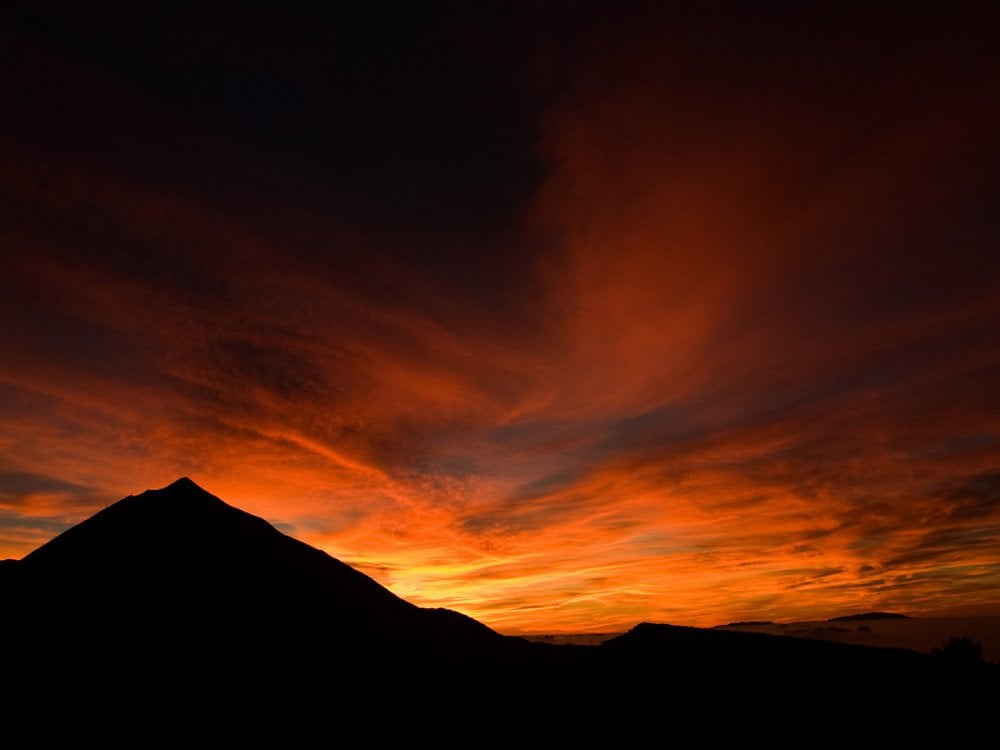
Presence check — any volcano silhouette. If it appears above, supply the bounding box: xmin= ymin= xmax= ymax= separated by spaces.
xmin=2 ymin=479 xmax=997 ymax=746
xmin=2 ymin=479 xmax=509 ymax=744
xmin=12 ymin=477 xmax=495 ymax=646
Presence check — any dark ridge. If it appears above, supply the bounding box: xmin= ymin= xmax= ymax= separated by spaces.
xmin=600 ymin=621 xmax=943 ymax=671
xmin=829 ymin=611 xmax=912 ymax=622
xmin=714 ymin=620 xmax=775 ymax=628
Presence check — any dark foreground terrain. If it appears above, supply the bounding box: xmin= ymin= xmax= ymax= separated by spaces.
xmin=2 ymin=479 xmax=996 ymax=746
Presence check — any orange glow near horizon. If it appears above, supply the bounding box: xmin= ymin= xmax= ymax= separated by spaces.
xmin=2 ymin=6 xmax=999 ymax=633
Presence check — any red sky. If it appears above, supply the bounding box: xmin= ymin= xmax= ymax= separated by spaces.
xmin=2 ymin=2 xmax=999 ymax=632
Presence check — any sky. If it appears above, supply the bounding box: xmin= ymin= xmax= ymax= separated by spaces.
xmin=2 ymin=2 xmax=999 ymax=633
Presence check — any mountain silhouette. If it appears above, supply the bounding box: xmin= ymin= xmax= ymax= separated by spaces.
xmin=2 ymin=479 xmax=997 ymax=747
xmin=11 ymin=477 xmax=496 ymax=647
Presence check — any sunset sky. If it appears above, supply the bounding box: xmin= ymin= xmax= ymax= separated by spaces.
xmin=2 ymin=2 xmax=999 ymax=632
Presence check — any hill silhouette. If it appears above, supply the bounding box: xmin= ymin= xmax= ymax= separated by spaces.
xmin=2 ymin=479 xmax=997 ymax=746
xmin=829 ymin=611 xmax=912 ymax=622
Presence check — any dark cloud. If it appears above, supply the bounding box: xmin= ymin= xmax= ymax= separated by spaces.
xmin=945 ymin=471 xmax=1000 ymax=522
xmin=5 ymin=0 xmax=550 ymax=320
xmin=883 ymin=527 xmax=1000 ymax=570
xmin=0 ymin=471 xmax=93 ymax=500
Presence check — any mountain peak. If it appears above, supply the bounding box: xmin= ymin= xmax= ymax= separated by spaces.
xmin=164 ymin=476 xmax=204 ymax=492
xmin=135 ymin=476 xmax=230 ymax=508
xmin=20 ymin=478 xmax=281 ymax=571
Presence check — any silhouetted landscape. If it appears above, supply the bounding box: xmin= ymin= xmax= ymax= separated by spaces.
xmin=1 ymin=479 xmax=996 ymax=746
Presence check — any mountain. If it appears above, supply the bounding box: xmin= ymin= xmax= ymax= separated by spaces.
xmin=8 ymin=476 xmax=497 ymax=647
xmin=2 ymin=479 xmax=997 ymax=746
xmin=1 ymin=478 xmax=509 ymax=744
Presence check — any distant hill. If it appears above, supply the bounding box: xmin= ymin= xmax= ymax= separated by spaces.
xmin=829 ymin=611 xmax=912 ymax=622
xmin=2 ymin=479 xmax=996 ymax=746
